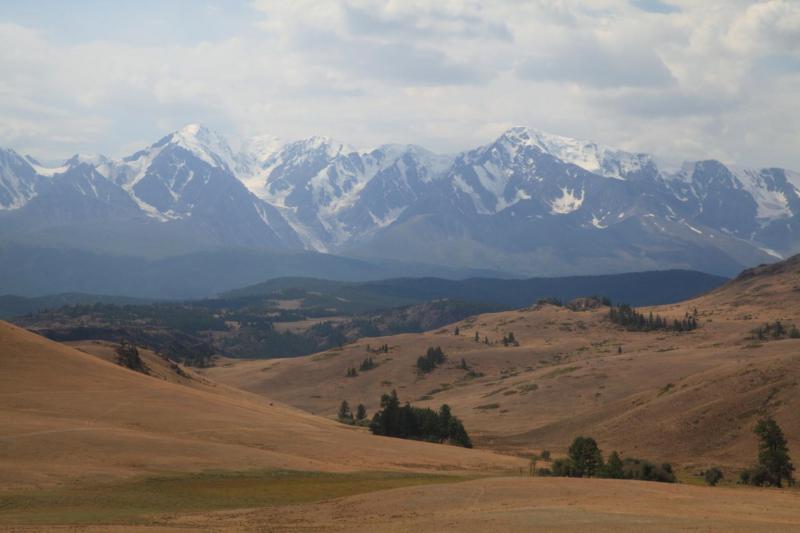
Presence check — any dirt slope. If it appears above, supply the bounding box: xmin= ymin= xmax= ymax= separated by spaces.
xmin=205 ymin=254 xmax=800 ymax=471
xmin=0 ymin=322 xmax=525 ymax=490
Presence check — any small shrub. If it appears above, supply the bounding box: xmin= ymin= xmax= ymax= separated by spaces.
xmin=704 ymin=467 xmax=724 ymax=486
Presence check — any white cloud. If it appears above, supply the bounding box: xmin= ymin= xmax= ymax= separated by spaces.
xmin=0 ymin=1 xmax=798 ymax=171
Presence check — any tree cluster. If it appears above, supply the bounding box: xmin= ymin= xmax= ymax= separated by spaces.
xmin=115 ymin=341 xmax=147 ymax=374
xmin=337 ymin=400 xmax=368 ymax=426
xmin=751 ymin=321 xmax=800 ymax=341
xmin=345 ymin=367 xmax=358 ymax=377
xmin=416 ymin=346 xmax=446 ymax=373
xmin=609 ymin=304 xmax=698 ymax=332
xmin=539 ymin=436 xmax=675 ymax=483
xmin=359 ymin=357 xmax=377 ymax=371
xmin=367 ymin=343 xmax=390 ymax=353
xmin=369 ymin=390 xmax=472 ymax=448
xmin=501 ymin=332 xmax=518 ymax=347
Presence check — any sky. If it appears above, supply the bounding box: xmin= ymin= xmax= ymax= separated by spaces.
xmin=1 ymin=0 xmax=799 ymax=169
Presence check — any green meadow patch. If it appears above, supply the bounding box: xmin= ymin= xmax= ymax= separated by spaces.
xmin=0 ymin=469 xmax=462 ymax=526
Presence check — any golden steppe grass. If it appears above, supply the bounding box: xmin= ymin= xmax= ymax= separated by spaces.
xmin=2 ymin=255 xmax=800 ymax=530
xmin=0 ymin=321 xmax=525 ymax=492
xmin=203 ymin=256 xmax=800 ymax=474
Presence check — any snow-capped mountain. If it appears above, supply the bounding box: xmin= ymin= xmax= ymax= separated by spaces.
xmin=1 ymin=124 xmax=798 ymax=277
xmin=0 ymin=148 xmax=41 ymax=210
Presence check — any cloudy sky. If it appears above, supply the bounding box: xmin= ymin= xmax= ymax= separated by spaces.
xmin=1 ymin=0 xmax=799 ymax=169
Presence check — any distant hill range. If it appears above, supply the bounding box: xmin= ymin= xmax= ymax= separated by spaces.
xmin=2 ymin=268 xmax=725 ymax=320
xmin=1 ymin=124 xmax=798 ymax=290
xmin=222 ymin=269 xmax=728 ymax=310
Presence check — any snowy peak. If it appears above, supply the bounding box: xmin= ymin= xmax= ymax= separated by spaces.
xmin=3 ymin=125 xmax=800 ymax=276
xmin=671 ymin=161 xmax=800 ymax=222
xmin=239 ymin=134 xmax=285 ymax=166
xmin=161 ymin=123 xmax=244 ymax=175
xmin=498 ymin=126 xmax=656 ymax=180
xmin=0 ymin=147 xmax=39 ymax=209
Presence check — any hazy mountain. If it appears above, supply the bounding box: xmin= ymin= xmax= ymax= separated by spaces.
xmin=0 ymin=244 xmax=509 ymax=299
xmin=1 ymin=124 xmax=798 ymax=284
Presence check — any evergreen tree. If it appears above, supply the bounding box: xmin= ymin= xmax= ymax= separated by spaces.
xmin=474 ymin=331 xmax=480 ymax=342
xmin=605 ymin=451 xmax=624 ymax=479
xmin=447 ymin=418 xmax=473 ymax=448
xmin=438 ymin=404 xmax=452 ymax=442
xmin=356 ymin=403 xmax=367 ymax=421
xmin=338 ymin=400 xmax=352 ymax=420
xmin=754 ymin=417 xmax=795 ymax=487
xmin=454 ymin=326 xmax=460 ymax=335
xmin=568 ymin=436 xmax=604 ymax=477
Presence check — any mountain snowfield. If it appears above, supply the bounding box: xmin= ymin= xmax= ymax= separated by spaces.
xmin=1 ymin=124 xmax=799 ymax=277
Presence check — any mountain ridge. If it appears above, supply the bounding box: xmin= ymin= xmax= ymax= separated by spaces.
xmin=1 ymin=125 xmax=798 ymax=278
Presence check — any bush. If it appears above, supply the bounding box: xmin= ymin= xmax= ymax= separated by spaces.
xmin=536 ymin=468 xmax=553 ymax=477
xmin=622 ymin=458 xmax=675 ymax=483
xmin=704 ymin=467 xmax=724 ymax=486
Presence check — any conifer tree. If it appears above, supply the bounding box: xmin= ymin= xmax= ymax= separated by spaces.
xmin=754 ymin=417 xmax=794 ymax=487
xmin=338 ymin=400 xmax=352 ymax=420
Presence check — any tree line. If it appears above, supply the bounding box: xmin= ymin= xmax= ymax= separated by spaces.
xmin=609 ymin=304 xmax=698 ymax=332
xmin=751 ymin=320 xmax=800 ymax=341
xmin=536 ymin=416 xmax=794 ymax=488
xmin=536 ymin=436 xmax=676 ymax=483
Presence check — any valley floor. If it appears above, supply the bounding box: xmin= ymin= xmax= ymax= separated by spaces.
xmin=4 ymin=476 xmax=800 ymax=531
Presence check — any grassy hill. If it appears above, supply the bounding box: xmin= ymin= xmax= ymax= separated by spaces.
xmin=2 ymin=255 xmax=800 ymax=529
xmin=205 ymin=254 xmax=800 ymax=475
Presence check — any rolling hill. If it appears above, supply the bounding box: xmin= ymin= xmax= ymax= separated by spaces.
xmin=0 ymin=321 xmax=525 ymax=491
xmin=204 ymin=253 xmax=800 ymax=473
xmin=2 ymin=255 xmax=800 ymax=529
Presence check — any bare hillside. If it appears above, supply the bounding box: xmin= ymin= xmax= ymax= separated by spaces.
xmin=0 ymin=322 xmax=524 ymax=490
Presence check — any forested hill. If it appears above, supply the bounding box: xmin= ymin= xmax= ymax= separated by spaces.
xmin=223 ymin=269 xmax=727 ymax=310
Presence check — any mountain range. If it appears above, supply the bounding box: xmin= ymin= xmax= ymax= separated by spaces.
xmin=2 ymin=124 xmax=798 ymax=280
